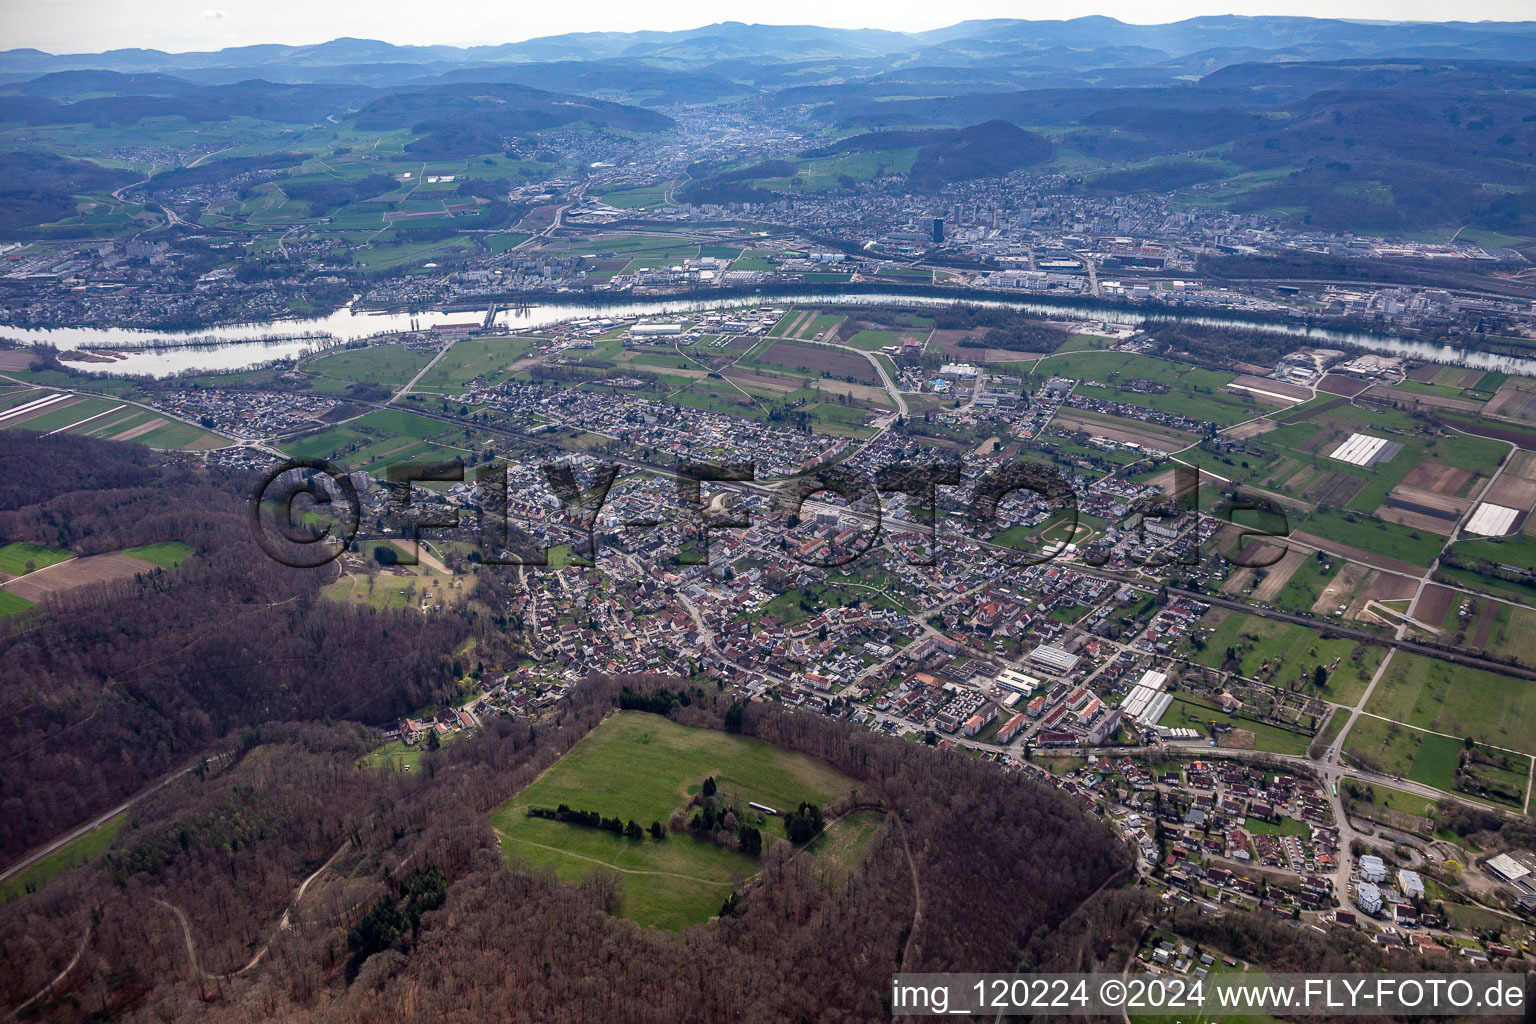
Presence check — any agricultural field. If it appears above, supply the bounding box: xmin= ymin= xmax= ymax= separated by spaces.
xmin=0 ymin=541 xmax=73 ymax=576
xmin=279 ymin=406 xmax=478 ymax=473
xmin=11 ymin=122 xmax=566 ymax=259
xmin=0 ymin=592 xmax=34 ymax=617
xmin=489 ymin=712 xmax=859 ymax=929
xmin=1190 ymin=609 xmax=1384 ymax=706
xmin=306 ymin=344 xmax=435 ymax=390
xmin=1479 ymin=602 xmax=1536 ymax=664
xmin=1343 ymin=715 xmax=1467 ymax=795
xmin=412 ymin=337 xmax=540 ymax=391
xmin=1264 ymin=549 xmax=1340 ymax=614
xmin=1189 ymin=397 xmax=1505 ymax=570
xmin=123 ymin=541 xmax=194 ymax=569
xmin=756 ymin=340 xmax=878 ymax=382
xmin=1364 ymin=652 xmax=1536 ymax=755
xmin=1 ymin=551 xmax=174 ymax=604
xmin=0 ymin=391 xmax=228 ymax=450
xmin=1291 ymin=509 xmax=1447 ymax=570
xmin=842 ymin=329 xmax=924 ymax=352
xmin=1452 ymin=533 xmax=1536 ymax=574
xmin=1036 ymin=350 xmax=1265 ymax=426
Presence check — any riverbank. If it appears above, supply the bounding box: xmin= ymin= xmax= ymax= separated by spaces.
xmin=2 ymin=288 xmax=1533 ymax=379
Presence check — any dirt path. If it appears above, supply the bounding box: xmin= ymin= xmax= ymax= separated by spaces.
xmin=890 ymin=813 xmax=925 ymax=971
xmin=231 ymin=841 xmax=350 ymax=975
xmin=154 ymin=840 xmax=350 ymax=982
xmin=5 ymin=925 xmax=90 ymax=1021
xmin=495 ymin=830 xmax=737 ymax=885
xmin=156 ymin=898 xmax=204 ymax=979
xmin=392 ymin=334 xmax=459 ymax=403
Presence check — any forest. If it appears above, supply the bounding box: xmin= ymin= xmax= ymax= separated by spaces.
xmin=0 ymin=432 xmax=482 ymax=864
xmin=0 ymin=666 xmax=1451 ymax=1022
xmin=0 ymin=666 xmax=1140 ymax=1022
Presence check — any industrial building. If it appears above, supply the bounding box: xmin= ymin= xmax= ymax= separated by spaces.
xmin=1120 ymin=670 xmax=1172 ymax=729
xmin=1028 ymin=644 xmax=1081 ymax=675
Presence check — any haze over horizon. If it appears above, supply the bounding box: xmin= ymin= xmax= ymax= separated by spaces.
xmin=2 ymin=2 xmax=1533 ymax=56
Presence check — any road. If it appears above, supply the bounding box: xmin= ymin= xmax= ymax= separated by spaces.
xmin=1074 ymin=250 xmax=1101 ymax=298
xmin=0 ymin=761 xmax=198 ymax=885
xmin=786 ymin=324 xmax=910 ymax=419
xmin=510 ymin=183 xmax=588 ymax=253
xmin=389 ymin=336 xmax=459 ymax=404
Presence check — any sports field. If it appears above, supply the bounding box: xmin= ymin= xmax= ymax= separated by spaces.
xmin=489 ymin=712 xmax=859 ymax=929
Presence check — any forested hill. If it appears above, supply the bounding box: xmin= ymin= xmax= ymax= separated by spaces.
xmin=0 ymin=674 xmax=1133 ymax=1020
xmin=908 ymin=120 xmax=1054 ymax=188
xmin=803 ymin=120 xmax=1054 ymax=191
xmin=0 ymin=432 xmax=479 ymax=865
xmin=0 ymin=671 xmax=1453 ymax=1020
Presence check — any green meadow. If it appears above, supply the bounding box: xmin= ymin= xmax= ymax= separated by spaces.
xmin=489 ymin=712 xmax=860 ymax=929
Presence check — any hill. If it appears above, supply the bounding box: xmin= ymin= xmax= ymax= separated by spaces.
xmin=0 ymin=677 xmax=1134 ymax=1019
xmin=907 ymin=120 xmax=1053 ymax=189
xmin=7 ymin=18 xmax=1536 ymax=76
xmin=490 ymin=711 xmax=859 ymax=929
xmin=350 ymin=82 xmax=674 ymax=157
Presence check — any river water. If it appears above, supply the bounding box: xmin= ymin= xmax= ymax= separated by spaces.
xmin=3 ymin=291 xmax=1532 ymax=378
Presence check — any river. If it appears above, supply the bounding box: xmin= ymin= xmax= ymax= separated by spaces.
xmin=3 ymin=291 xmax=1532 ymax=378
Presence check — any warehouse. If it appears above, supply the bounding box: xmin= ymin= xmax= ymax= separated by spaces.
xmin=629 ymin=323 xmax=684 ymax=336
xmin=1028 ymin=644 xmax=1081 ymax=675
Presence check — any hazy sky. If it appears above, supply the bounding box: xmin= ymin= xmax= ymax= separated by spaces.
xmin=2 ymin=0 xmax=1529 ymax=54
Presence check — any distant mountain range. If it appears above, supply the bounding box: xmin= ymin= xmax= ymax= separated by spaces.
xmin=4 ymin=17 xmax=1536 ymax=85
xmin=2 ymin=17 xmax=1534 ymax=235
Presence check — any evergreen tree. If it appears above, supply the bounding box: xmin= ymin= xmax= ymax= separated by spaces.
xmin=724 ymin=701 xmax=744 ymax=734
xmin=785 ymin=802 xmax=823 ymax=844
